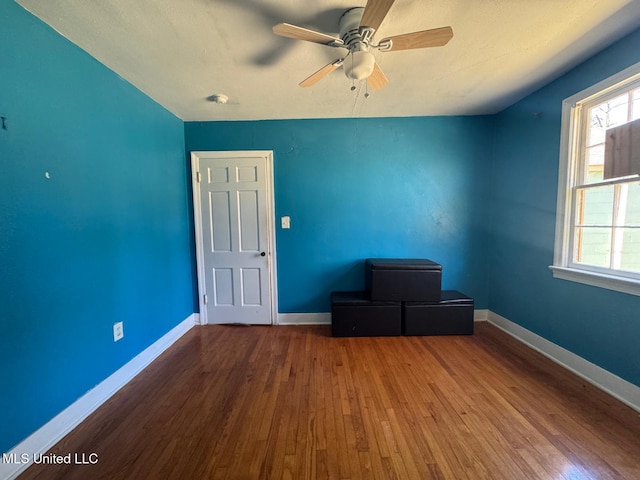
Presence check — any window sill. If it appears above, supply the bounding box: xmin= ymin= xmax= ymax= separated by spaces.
xmin=549 ymin=266 xmax=640 ymax=296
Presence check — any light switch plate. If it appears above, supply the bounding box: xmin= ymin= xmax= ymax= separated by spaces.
xmin=281 ymin=216 xmax=291 ymax=229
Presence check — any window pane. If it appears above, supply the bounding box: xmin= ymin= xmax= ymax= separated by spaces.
xmin=619 ymin=227 xmax=640 ymax=273
xmin=585 ymin=145 xmax=605 ymax=183
xmin=633 ymin=88 xmax=640 ymax=121
xmin=576 ymin=185 xmax=614 ymax=226
xmin=589 ymin=93 xmax=629 ymax=129
xmin=616 ymin=182 xmax=640 ymax=227
xmin=574 ymin=226 xmax=611 ymax=267
xmin=587 ymin=113 xmax=606 ymax=146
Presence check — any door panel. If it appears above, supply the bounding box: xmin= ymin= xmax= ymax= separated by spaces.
xmin=238 ymin=191 xmax=259 ymax=251
xmin=193 ymin=152 xmax=274 ymax=325
xmin=210 ymin=192 xmax=232 ymax=252
xmin=241 ymin=268 xmax=262 ymax=305
xmin=213 ymin=268 xmax=234 ymax=306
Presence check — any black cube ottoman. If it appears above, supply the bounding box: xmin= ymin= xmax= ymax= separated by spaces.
xmin=331 ymin=291 xmax=402 ymax=337
xmin=403 ymin=290 xmax=474 ymax=336
xmin=365 ymin=258 xmax=442 ymax=302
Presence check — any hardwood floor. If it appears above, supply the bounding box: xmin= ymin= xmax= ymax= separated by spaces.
xmin=18 ymin=322 xmax=640 ymax=480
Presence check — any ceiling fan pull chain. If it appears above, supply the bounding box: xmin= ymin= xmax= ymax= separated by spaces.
xmin=350 ymin=54 xmax=356 ymax=91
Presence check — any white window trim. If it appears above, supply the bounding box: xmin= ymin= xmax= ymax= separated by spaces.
xmin=550 ymin=60 xmax=640 ymax=296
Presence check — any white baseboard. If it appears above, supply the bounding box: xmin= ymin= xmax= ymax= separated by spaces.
xmin=487 ymin=311 xmax=640 ymax=413
xmin=277 ymin=313 xmax=331 ymax=325
xmin=1 ymin=314 xmax=197 ymax=480
xmin=474 ymin=309 xmax=489 ymax=321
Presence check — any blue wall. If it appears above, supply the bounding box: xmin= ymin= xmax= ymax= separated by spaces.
xmin=185 ymin=117 xmax=493 ymax=312
xmin=0 ymin=2 xmax=194 ymax=453
xmin=489 ymin=27 xmax=640 ymax=387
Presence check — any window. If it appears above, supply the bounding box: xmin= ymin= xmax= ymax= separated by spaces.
xmin=552 ymin=62 xmax=640 ymax=296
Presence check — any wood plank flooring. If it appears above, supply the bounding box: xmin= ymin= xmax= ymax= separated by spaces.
xmin=18 ymin=322 xmax=640 ymax=479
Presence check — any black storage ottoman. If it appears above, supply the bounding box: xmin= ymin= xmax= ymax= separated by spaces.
xmin=365 ymin=258 xmax=442 ymax=302
xmin=331 ymin=291 xmax=402 ymax=337
xmin=403 ymin=290 xmax=474 ymax=336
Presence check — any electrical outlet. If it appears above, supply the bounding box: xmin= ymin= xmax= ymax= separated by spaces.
xmin=113 ymin=322 xmax=124 ymax=342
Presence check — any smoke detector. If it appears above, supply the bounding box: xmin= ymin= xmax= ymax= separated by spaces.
xmin=208 ymin=94 xmax=229 ymax=104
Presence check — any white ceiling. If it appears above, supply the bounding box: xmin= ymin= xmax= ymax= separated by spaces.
xmin=16 ymin=0 xmax=640 ymax=121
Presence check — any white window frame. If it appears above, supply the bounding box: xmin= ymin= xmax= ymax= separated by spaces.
xmin=550 ymin=60 xmax=640 ymax=296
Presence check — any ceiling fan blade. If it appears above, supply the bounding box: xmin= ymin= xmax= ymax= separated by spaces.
xmin=380 ymin=26 xmax=453 ymax=51
xmin=360 ymin=0 xmax=395 ymax=31
xmin=299 ymin=59 xmax=344 ymax=88
xmin=367 ymin=62 xmax=388 ymax=91
xmin=273 ymin=23 xmax=344 ymax=47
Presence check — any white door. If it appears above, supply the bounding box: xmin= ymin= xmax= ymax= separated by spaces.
xmin=192 ymin=151 xmax=276 ymax=325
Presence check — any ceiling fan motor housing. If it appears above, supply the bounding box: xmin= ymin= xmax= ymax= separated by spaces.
xmin=339 ymin=7 xmax=365 ymax=44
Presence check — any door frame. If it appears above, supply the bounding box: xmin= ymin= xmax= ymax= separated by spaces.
xmin=191 ymin=150 xmax=278 ymax=325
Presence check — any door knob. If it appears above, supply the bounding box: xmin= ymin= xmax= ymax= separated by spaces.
xmin=260 ymin=252 xmax=266 ymax=257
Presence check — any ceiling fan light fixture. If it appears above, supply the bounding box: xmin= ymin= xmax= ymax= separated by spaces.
xmin=344 ymin=50 xmax=375 ymax=80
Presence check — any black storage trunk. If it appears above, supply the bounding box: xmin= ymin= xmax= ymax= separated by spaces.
xmin=403 ymin=290 xmax=474 ymax=336
xmin=365 ymin=258 xmax=442 ymax=302
xmin=331 ymin=291 xmax=402 ymax=337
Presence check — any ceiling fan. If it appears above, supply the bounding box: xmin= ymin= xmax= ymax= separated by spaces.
xmin=272 ymin=0 xmax=453 ymax=91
